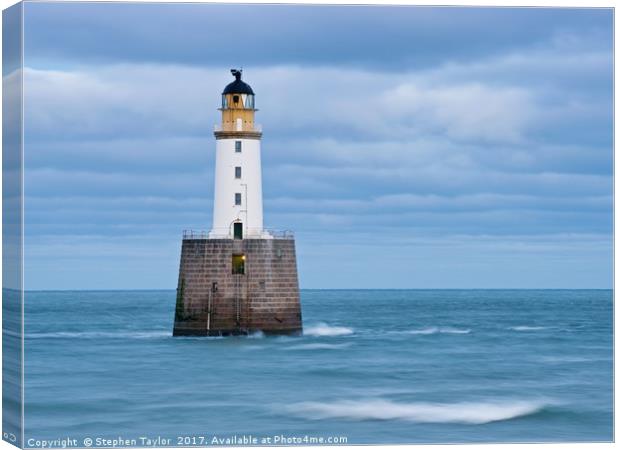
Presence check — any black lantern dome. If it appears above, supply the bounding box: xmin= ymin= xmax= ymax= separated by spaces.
xmin=222 ymin=69 xmax=254 ymax=95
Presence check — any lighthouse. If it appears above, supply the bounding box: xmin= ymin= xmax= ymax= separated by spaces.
xmin=173 ymin=69 xmax=303 ymax=336
xmin=210 ymin=69 xmax=268 ymax=239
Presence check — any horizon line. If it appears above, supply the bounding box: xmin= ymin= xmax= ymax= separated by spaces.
xmin=14 ymin=287 xmax=614 ymax=292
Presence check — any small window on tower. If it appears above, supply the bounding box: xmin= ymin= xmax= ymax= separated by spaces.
xmin=235 ymin=167 xmax=242 ymax=179
xmin=233 ymin=95 xmax=239 ymax=104
xmin=235 ymin=193 xmax=242 ymax=206
xmin=235 ymin=141 xmax=242 ymax=152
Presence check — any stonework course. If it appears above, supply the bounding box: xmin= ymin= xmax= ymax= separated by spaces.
xmin=173 ymin=238 xmax=302 ymax=336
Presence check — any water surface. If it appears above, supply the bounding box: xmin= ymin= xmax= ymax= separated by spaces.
xmin=24 ymin=290 xmax=613 ymax=445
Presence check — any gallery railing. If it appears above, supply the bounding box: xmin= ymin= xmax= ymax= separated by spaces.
xmin=182 ymin=229 xmax=294 ymax=240
xmin=265 ymin=229 xmax=295 ymax=239
xmin=182 ymin=230 xmax=209 ymax=240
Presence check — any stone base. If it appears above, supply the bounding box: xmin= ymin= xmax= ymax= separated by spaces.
xmin=173 ymin=238 xmax=302 ymax=336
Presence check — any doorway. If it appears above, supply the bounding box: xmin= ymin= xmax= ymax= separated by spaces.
xmin=232 ymin=254 xmax=245 ymax=274
xmin=233 ymin=222 xmax=243 ymax=240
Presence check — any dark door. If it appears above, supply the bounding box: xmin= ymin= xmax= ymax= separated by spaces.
xmin=233 ymin=222 xmax=243 ymax=240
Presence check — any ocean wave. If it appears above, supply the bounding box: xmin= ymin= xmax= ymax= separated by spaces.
xmin=304 ymin=323 xmax=354 ymax=337
xmin=241 ymin=345 xmax=266 ymax=351
xmin=538 ymin=355 xmax=610 ymax=363
xmin=273 ymin=335 xmax=297 ymax=342
xmin=509 ymin=326 xmax=548 ymax=331
xmin=407 ymin=327 xmax=471 ymax=335
xmin=247 ymin=330 xmax=265 ymax=339
xmin=285 ymin=343 xmax=353 ymax=351
xmin=288 ymin=398 xmax=548 ymax=424
xmin=25 ymin=330 xmax=171 ymax=340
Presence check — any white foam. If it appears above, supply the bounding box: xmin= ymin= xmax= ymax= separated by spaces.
xmin=288 ymin=398 xmax=547 ymax=424
xmin=304 ymin=323 xmax=354 ymax=337
xmin=407 ymin=327 xmax=471 ymax=335
xmin=438 ymin=327 xmax=471 ymax=334
xmin=285 ymin=343 xmax=353 ymax=350
xmin=25 ymin=330 xmax=171 ymax=339
xmin=406 ymin=327 xmax=439 ymax=335
xmin=246 ymin=330 xmax=265 ymax=339
xmin=510 ymin=326 xmax=548 ymax=331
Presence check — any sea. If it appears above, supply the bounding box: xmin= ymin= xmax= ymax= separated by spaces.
xmin=22 ymin=289 xmax=613 ymax=445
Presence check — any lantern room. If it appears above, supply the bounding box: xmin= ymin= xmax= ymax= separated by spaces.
xmin=219 ymin=69 xmax=257 ymax=132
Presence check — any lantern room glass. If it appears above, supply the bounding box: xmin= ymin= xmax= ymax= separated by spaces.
xmin=222 ymin=94 xmax=254 ymax=109
xmin=245 ymin=94 xmax=255 ymax=109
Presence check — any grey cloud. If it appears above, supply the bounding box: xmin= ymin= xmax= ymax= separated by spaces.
xmin=23 ymin=3 xmax=611 ymax=70
xmin=18 ymin=7 xmax=612 ymax=288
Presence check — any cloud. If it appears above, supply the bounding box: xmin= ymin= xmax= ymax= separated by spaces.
xmin=24 ymin=65 xmax=219 ymax=140
xmin=23 ymin=58 xmax=612 ymax=232
xmin=23 ymin=3 xmax=611 ymax=69
xmin=376 ymin=83 xmax=535 ymax=142
xmin=19 ymin=5 xmax=613 ymax=288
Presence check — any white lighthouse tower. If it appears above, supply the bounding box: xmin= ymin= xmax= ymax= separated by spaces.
xmin=174 ymin=69 xmax=302 ymax=336
xmin=209 ymin=69 xmax=268 ymax=239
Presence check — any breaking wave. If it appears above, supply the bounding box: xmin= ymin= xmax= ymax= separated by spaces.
xmin=509 ymin=326 xmax=548 ymax=331
xmin=25 ymin=330 xmax=171 ymax=340
xmin=247 ymin=330 xmax=265 ymax=339
xmin=304 ymin=323 xmax=354 ymax=337
xmin=407 ymin=327 xmax=471 ymax=335
xmin=288 ymin=398 xmax=549 ymax=424
xmin=26 ymin=330 xmax=276 ymax=340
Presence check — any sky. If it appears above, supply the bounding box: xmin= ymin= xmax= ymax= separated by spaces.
xmin=17 ymin=3 xmax=613 ymax=289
